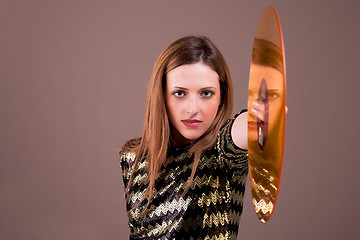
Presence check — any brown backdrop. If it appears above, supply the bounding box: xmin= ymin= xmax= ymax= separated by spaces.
xmin=1 ymin=0 xmax=359 ymax=239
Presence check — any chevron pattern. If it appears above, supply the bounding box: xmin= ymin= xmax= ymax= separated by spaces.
xmin=120 ymin=113 xmax=248 ymax=239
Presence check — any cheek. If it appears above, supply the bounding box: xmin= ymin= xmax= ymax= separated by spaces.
xmin=165 ymin=98 xmax=180 ymax=124
xmin=268 ymin=99 xmax=284 ymax=129
xmin=205 ymin=98 xmax=221 ymax=119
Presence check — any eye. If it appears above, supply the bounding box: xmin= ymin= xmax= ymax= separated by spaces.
xmin=268 ymin=92 xmax=279 ymax=100
xmin=172 ymin=90 xmax=186 ymax=98
xmin=201 ymin=90 xmax=214 ymax=98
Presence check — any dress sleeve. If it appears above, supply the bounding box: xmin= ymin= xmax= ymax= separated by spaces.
xmin=119 ymin=149 xmax=135 ymax=190
xmin=216 ymin=109 xmax=248 ymax=173
xmin=119 ymin=138 xmax=141 ymax=190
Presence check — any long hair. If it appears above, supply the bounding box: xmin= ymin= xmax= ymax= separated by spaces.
xmin=124 ymin=36 xmax=233 ymax=208
xmin=252 ymin=38 xmax=283 ymax=73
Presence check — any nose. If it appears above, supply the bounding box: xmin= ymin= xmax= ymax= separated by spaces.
xmin=186 ymin=96 xmax=199 ymax=117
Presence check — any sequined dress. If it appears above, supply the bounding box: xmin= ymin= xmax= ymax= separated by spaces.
xmin=120 ymin=112 xmax=248 ymax=239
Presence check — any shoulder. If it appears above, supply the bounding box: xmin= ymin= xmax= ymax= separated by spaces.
xmin=119 ymin=138 xmax=141 ymax=166
xmin=122 ymin=137 xmax=141 ymax=151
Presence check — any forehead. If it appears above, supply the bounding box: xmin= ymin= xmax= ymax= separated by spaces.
xmin=166 ymin=62 xmax=219 ymax=88
xmin=249 ymin=63 xmax=283 ymax=90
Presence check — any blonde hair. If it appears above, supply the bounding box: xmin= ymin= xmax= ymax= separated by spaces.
xmin=124 ymin=36 xmax=234 ymax=207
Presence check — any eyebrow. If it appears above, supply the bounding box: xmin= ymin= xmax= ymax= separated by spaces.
xmin=268 ymin=89 xmax=280 ymax=93
xmin=249 ymin=89 xmax=281 ymax=94
xmin=172 ymin=86 xmax=217 ymax=90
xmin=172 ymin=86 xmax=188 ymax=90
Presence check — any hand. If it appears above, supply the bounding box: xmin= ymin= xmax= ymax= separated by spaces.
xmin=251 ymin=100 xmax=288 ymax=121
xmin=251 ymin=99 xmax=266 ymax=121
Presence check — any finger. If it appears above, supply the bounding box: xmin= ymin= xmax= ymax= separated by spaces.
xmin=251 ymin=107 xmax=265 ymax=122
xmin=252 ymin=100 xmax=265 ymax=121
xmin=253 ymin=100 xmax=265 ymax=111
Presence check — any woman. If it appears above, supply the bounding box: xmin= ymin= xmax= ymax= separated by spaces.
xmin=120 ymin=36 xmax=264 ymax=239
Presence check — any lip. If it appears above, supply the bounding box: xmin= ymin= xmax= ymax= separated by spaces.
xmin=248 ymin=121 xmax=257 ymax=129
xmin=182 ymin=119 xmax=203 ymax=128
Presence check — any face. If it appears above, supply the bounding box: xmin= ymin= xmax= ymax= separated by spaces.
xmin=165 ymin=62 xmax=221 ymax=145
xmin=248 ymin=63 xmax=284 ymax=141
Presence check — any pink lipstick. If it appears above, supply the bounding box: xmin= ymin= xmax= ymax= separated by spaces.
xmin=182 ymin=119 xmax=202 ymax=127
xmin=248 ymin=120 xmax=257 ymax=129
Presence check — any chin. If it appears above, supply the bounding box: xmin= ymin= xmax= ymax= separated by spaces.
xmin=183 ymin=135 xmax=202 ymax=141
xmin=248 ymin=129 xmax=258 ymax=142
xmin=181 ymin=131 xmax=204 ymax=141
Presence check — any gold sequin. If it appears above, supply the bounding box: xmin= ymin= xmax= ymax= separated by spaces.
xmin=120 ymin=113 xmax=248 ymax=239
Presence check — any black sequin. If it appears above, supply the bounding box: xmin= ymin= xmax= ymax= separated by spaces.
xmin=120 ymin=113 xmax=248 ymax=239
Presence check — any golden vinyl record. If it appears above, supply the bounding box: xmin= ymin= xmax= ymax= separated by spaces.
xmin=247 ymin=5 xmax=286 ymax=223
